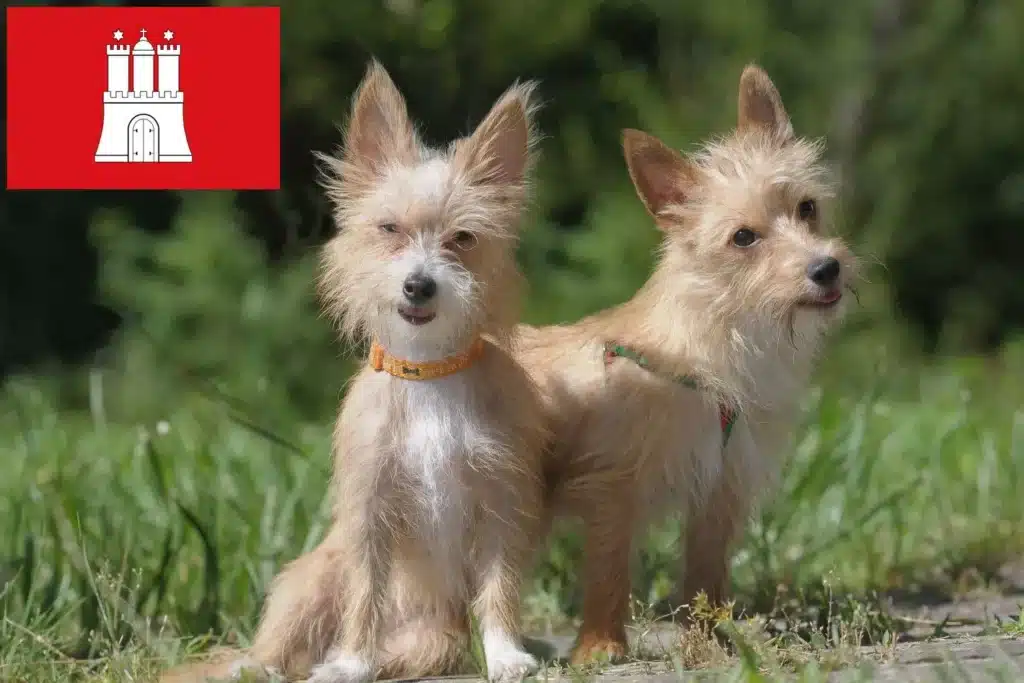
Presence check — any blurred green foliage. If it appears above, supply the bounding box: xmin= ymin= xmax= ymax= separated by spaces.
xmin=3 ymin=0 xmax=1024 ymax=407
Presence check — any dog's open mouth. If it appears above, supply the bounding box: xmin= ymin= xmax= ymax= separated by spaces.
xmin=799 ymin=289 xmax=842 ymax=308
xmin=398 ymin=306 xmax=436 ymax=326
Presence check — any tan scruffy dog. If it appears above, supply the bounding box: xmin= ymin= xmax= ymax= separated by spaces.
xmin=516 ymin=64 xmax=857 ymax=664
xmin=159 ymin=61 xmax=547 ymax=683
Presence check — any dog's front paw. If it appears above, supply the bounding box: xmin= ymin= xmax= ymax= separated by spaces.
xmin=305 ymin=654 xmax=374 ymax=683
xmin=485 ymin=646 xmax=539 ymax=683
xmin=569 ymin=635 xmax=628 ymax=666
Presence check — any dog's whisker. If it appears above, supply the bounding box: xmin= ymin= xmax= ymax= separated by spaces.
xmin=846 ymin=284 xmax=862 ymax=307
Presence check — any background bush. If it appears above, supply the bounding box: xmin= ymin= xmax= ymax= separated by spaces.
xmin=4 ymin=0 xmax=1024 ymax=395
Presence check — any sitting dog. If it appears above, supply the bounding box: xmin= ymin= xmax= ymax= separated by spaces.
xmin=161 ymin=60 xmax=547 ymax=683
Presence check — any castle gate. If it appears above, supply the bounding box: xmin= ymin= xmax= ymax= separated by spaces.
xmin=128 ymin=114 xmax=159 ymax=162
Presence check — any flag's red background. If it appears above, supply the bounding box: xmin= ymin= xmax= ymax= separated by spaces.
xmin=6 ymin=6 xmax=280 ymax=190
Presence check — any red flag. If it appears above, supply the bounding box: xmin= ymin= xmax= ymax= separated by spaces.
xmin=6 ymin=6 xmax=280 ymax=190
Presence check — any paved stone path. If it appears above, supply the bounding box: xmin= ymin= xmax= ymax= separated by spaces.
xmin=404 ymin=635 xmax=1023 ymax=682
xmin=828 ymin=638 xmax=1024 ymax=682
xmin=519 ymin=630 xmax=1024 ymax=682
xmin=409 ymin=591 xmax=1024 ymax=682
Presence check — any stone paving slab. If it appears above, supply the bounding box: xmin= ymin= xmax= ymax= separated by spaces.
xmin=828 ymin=638 xmax=1024 ymax=682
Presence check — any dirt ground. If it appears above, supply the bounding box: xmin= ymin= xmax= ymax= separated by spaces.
xmin=520 ymin=565 xmax=1024 ymax=682
xmin=517 ymin=610 xmax=1024 ymax=681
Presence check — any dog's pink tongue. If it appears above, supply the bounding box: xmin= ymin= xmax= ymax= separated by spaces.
xmin=821 ymin=290 xmax=841 ymax=303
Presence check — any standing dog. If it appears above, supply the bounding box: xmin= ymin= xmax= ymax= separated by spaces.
xmin=516 ymin=64 xmax=856 ymax=664
xmin=161 ymin=61 xmax=547 ymax=683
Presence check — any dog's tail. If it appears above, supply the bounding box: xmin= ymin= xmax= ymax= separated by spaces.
xmin=157 ymin=647 xmax=248 ymax=683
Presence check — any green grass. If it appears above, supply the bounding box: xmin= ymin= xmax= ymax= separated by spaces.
xmin=2 ymin=338 xmax=1023 ymax=681
xmin=996 ymin=606 xmax=1024 ymax=637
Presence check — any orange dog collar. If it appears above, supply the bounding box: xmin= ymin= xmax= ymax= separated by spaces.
xmin=369 ymin=337 xmax=485 ymax=380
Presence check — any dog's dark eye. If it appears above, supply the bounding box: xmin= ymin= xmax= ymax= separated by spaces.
xmin=379 ymin=222 xmax=399 ymax=234
xmin=798 ymin=199 xmax=817 ymax=221
xmin=732 ymin=227 xmax=759 ymax=248
xmin=451 ymin=231 xmax=477 ymax=249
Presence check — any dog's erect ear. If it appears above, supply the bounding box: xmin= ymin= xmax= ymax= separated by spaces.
xmin=737 ymin=64 xmax=794 ymax=142
xmin=456 ymin=81 xmax=538 ymax=187
xmin=343 ymin=60 xmax=418 ymax=172
xmin=622 ymin=129 xmax=695 ymax=226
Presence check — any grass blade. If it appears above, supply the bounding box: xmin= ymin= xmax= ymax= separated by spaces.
xmin=176 ymin=502 xmax=221 ymax=635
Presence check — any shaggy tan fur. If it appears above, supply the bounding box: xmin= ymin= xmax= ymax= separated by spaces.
xmin=516 ymin=64 xmax=858 ymax=664
xmin=159 ymin=60 xmax=548 ymax=683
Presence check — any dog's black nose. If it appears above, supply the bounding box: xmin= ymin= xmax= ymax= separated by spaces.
xmin=807 ymin=257 xmax=841 ymax=286
xmin=402 ymin=273 xmax=437 ymax=304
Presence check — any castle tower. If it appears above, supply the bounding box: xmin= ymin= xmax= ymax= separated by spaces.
xmin=96 ymin=27 xmax=192 ymax=163
xmin=106 ymin=44 xmax=130 ymax=94
xmin=132 ymin=30 xmax=154 ymax=93
xmin=157 ymin=44 xmax=180 ymax=93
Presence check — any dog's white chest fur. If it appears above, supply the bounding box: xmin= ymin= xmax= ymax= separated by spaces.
xmin=398 ymin=375 xmax=485 ymax=527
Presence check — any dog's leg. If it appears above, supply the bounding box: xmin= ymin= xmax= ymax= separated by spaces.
xmin=471 ymin=481 xmax=542 ymax=683
xmin=306 ymin=484 xmax=398 ymax=683
xmin=570 ymin=490 xmax=634 ymax=665
xmin=245 ymin=535 xmax=347 ymax=680
xmin=680 ymin=463 xmax=747 ymax=618
xmin=680 ymin=419 xmax=768 ymax=621
xmin=306 ymin=530 xmax=391 ymax=683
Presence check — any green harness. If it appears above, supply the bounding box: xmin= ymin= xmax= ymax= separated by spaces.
xmin=602 ymin=342 xmax=738 ymax=445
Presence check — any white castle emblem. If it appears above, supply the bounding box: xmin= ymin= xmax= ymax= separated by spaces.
xmin=95 ymin=29 xmax=192 ymax=163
